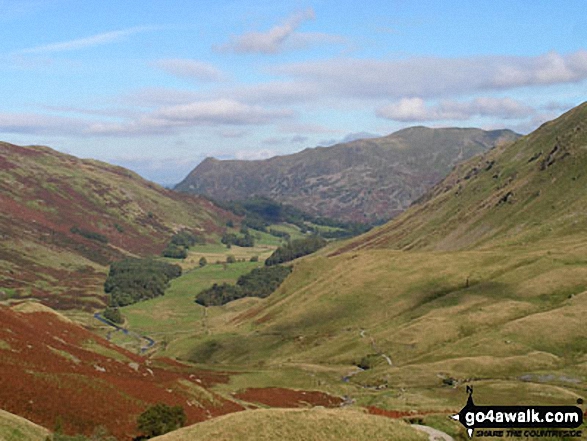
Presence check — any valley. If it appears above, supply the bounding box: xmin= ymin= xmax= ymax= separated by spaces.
xmin=2 ymin=104 xmax=587 ymax=440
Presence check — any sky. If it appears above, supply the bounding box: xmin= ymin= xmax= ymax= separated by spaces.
xmin=1 ymin=0 xmax=586 ymax=186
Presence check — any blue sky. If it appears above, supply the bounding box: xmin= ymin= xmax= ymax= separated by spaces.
xmin=1 ymin=0 xmax=586 ymax=185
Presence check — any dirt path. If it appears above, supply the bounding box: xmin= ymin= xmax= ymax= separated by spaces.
xmin=412 ymin=424 xmax=455 ymax=441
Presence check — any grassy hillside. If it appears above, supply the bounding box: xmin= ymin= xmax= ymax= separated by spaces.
xmin=0 ymin=409 xmax=50 ymax=441
xmin=0 ymin=142 xmax=232 ymax=309
xmin=139 ymin=104 xmax=587 ymax=417
xmin=176 ymin=127 xmax=519 ymax=223
xmin=151 ymin=408 xmax=427 ymax=441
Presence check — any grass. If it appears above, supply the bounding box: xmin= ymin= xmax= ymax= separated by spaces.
xmin=151 ymin=408 xmax=427 ymax=441
xmin=145 ymin=242 xmax=587 ymax=412
xmin=122 ymin=260 xmax=264 ymax=337
xmin=81 ymin=339 xmax=133 ymax=363
xmin=0 ymin=409 xmax=50 ymax=441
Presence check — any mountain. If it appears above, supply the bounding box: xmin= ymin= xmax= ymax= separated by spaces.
xmin=0 ymin=142 xmax=232 ymax=310
xmin=175 ymin=127 xmax=519 ymax=223
xmin=339 ymin=102 xmax=587 ymax=253
xmin=171 ymin=104 xmax=587 ymax=413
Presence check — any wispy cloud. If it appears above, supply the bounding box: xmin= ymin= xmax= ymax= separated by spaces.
xmin=0 ymin=98 xmax=294 ymax=138
xmin=0 ymin=112 xmax=87 ymax=135
xmin=86 ymin=99 xmax=294 ymax=136
xmin=235 ymin=148 xmax=277 ymax=160
xmin=217 ymin=8 xmax=344 ymax=54
xmin=155 ymin=59 xmax=226 ymax=82
xmin=377 ymin=97 xmax=536 ymax=122
xmin=273 ymin=50 xmax=587 ymax=100
xmin=19 ymin=26 xmax=153 ymax=54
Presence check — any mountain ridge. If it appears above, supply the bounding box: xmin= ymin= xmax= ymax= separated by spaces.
xmin=176 ymin=127 xmax=520 ymax=223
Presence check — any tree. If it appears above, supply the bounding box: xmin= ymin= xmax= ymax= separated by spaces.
xmin=103 ymin=307 xmax=123 ymax=324
xmin=199 ymin=256 xmax=207 ymax=267
xmin=137 ymin=403 xmax=186 ymax=438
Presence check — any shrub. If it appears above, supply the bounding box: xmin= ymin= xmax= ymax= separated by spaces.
xmin=162 ymin=244 xmax=187 ymax=259
xmin=70 ymin=226 xmax=108 ymax=244
xmin=221 ymin=232 xmax=255 ymax=247
xmin=103 ymin=307 xmax=123 ymax=324
xmin=104 ymin=258 xmax=182 ymax=307
xmin=226 ymin=255 xmax=236 ymax=264
xmin=199 ymin=257 xmax=207 ymax=267
xmin=250 ymin=255 xmax=259 ymax=262
xmin=162 ymin=230 xmax=203 ymax=259
xmin=137 ymin=403 xmax=186 ymax=438
xmin=265 ymin=236 xmax=327 ymax=266
xmin=195 ymin=265 xmax=292 ymax=306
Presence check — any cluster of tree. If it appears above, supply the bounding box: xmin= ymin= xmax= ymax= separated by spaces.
xmin=104 ymin=258 xmax=182 ymax=307
xmin=211 ymin=196 xmax=373 ymax=239
xmin=268 ymin=228 xmax=291 ymax=240
xmin=221 ymin=231 xmax=255 ymax=247
xmin=137 ymin=403 xmax=186 ymax=439
xmin=103 ymin=307 xmax=124 ymax=324
xmin=70 ymin=226 xmax=108 ymax=244
xmin=265 ymin=236 xmax=327 ymax=266
xmin=162 ymin=230 xmax=204 ymax=259
xmin=195 ymin=265 xmax=292 ymax=306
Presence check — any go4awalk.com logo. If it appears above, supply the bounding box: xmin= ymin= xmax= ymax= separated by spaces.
xmin=451 ymin=386 xmax=584 ymax=438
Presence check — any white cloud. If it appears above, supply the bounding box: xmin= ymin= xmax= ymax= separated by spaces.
xmin=154 ymin=99 xmax=294 ymax=125
xmin=155 ymin=59 xmax=226 ymax=82
xmin=377 ymin=97 xmax=536 ymax=122
xmin=84 ymin=99 xmax=294 ymax=136
xmin=273 ymin=50 xmax=587 ymax=99
xmin=217 ymin=129 xmax=248 ymax=139
xmin=19 ymin=27 xmax=153 ymax=54
xmin=122 ymin=88 xmax=202 ymax=107
xmin=0 ymin=112 xmax=87 ymax=135
xmin=235 ymin=148 xmax=276 ymax=160
xmin=278 ymin=123 xmax=341 ymax=135
xmin=0 ymin=98 xmax=294 ymax=138
xmin=217 ymin=8 xmax=343 ymax=54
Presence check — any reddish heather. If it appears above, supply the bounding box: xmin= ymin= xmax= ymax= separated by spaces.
xmin=0 ymin=306 xmax=242 ymax=440
xmin=0 ymin=142 xmax=236 ymax=308
xmin=233 ymin=388 xmax=344 ymax=408
xmin=367 ymin=406 xmax=451 ymax=420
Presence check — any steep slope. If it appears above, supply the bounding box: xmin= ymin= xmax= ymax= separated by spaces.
xmin=176 ymin=127 xmax=519 ymax=223
xmin=0 ymin=302 xmax=242 ymax=440
xmin=0 ymin=142 xmax=232 ymax=309
xmin=339 ymin=102 xmax=587 ymax=252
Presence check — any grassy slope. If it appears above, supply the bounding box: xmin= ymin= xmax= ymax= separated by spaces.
xmin=0 ymin=409 xmax=50 ymax=441
xmin=0 ymin=142 xmax=231 ymax=309
xmin=177 ymin=127 xmax=519 ymax=222
xmin=152 ymin=104 xmax=587 ymax=414
xmin=151 ymin=408 xmax=427 ymax=441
